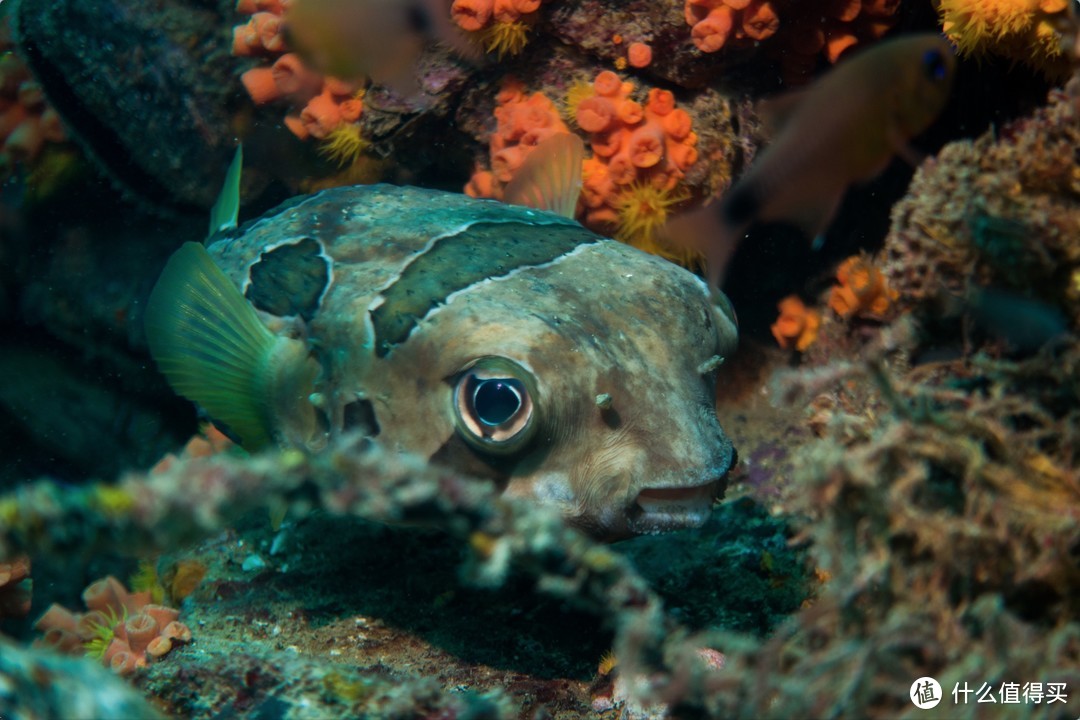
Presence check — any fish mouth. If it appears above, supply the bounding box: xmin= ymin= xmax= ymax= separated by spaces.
xmin=627 ymin=480 xmax=720 ymax=535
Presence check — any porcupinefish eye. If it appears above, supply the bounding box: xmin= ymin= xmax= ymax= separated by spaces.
xmin=452 ymin=357 xmax=537 ymax=455
xmin=923 ymin=49 xmax=947 ymax=82
xmin=473 ymin=379 xmax=524 ymax=426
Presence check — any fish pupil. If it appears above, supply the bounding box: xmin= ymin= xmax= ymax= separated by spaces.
xmin=473 ymin=379 xmax=523 ymax=426
xmin=923 ymin=50 xmax=946 ymax=81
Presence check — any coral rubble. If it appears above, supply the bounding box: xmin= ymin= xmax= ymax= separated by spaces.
xmin=731 ymin=336 xmax=1080 ymax=718
xmin=883 ymin=75 xmax=1080 ymax=327
xmin=0 ymin=635 xmax=163 ymax=719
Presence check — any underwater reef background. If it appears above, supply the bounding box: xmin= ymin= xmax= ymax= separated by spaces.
xmin=1 ymin=0 xmax=1079 ymax=718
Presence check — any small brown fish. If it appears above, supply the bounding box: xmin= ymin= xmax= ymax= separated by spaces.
xmin=285 ymin=0 xmax=478 ymax=96
xmin=669 ymin=33 xmax=956 ymax=287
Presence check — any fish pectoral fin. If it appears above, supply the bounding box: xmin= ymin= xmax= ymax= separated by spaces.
xmin=144 ymin=242 xmax=314 ymax=451
xmin=784 ymin=182 xmax=846 ymax=244
xmin=503 ymin=133 xmax=584 ymax=219
xmin=756 ymin=89 xmax=810 ymax=137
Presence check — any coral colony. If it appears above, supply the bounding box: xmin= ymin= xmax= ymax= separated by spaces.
xmin=0 ymin=0 xmax=1079 ymax=718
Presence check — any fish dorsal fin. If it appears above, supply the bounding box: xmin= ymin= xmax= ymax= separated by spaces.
xmin=208 ymin=145 xmax=243 ymax=240
xmin=503 ymin=133 xmax=584 ymax=219
xmin=757 ymin=89 xmax=810 ymax=137
xmin=144 ymin=242 xmax=312 ymax=451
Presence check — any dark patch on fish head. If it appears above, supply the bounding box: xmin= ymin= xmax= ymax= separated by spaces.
xmin=245 ymin=238 xmax=331 ymax=322
xmin=370 ymin=222 xmax=600 ymax=357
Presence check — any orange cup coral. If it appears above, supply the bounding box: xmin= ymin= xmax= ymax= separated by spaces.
xmin=466 ymin=72 xmax=701 ymax=265
xmin=771 ymin=295 xmax=821 ymax=351
xmin=684 ymin=0 xmax=780 ymax=53
xmin=0 ymin=555 xmax=31 ymax=620
xmin=152 ymin=423 xmax=235 ymax=475
xmin=769 ymin=0 xmax=900 ymax=84
xmin=34 ymin=575 xmax=191 ymax=676
xmin=465 ymin=80 xmax=570 ymax=201
xmin=627 ymin=42 xmax=653 ymax=68
xmin=451 ymin=0 xmax=543 ymax=58
xmin=0 ymin=52 xmax=67 ymax=171
xmin=828 ymin=255 xmax=898 ymax=318
xmin=232 ymin=0 xmax=366 ymax=147
xmin=573 ymin=71 xmax=699 ymax=261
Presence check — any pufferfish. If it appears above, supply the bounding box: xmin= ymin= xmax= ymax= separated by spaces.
xmin=145 ymin=145 xmax=738 ymax=541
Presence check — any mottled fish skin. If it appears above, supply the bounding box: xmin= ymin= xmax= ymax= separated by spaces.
xmin=206 ymin=185 xmax=737 ymax=540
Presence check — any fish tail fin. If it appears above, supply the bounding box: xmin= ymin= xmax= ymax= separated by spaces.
xmin=208 ymin=145 xmax=243 ymax=240
xmin=145 ymin=242 xmax=294 ymax=451
xmin=663 ymin=203 xmax=745 ymax=290
xmin=503 ymin=133 xmax=584 ymax=219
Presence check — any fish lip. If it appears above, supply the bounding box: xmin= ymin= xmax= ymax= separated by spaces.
xmin=627 ymin=479 xmax=721 ymax=534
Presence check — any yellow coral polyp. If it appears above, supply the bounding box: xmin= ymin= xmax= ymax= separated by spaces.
xmin=318 ymin=123 xmax=368 ymax=168
xmin=83 ymin=606 xmax=124 ymax=660
xmin=130 ymin=559 xmax=166 ymax=605
xmin=940 ymin=0 xmax=1033 ymax=48
xmin=614 ymin=181 xmax=693 ymax=264
xmin=483 ymin=20 xmax=529 ymax=59
xmin=939 ymin=0 xmax=1068 ymax=74
xmin=598 ymin=650 xmax=618 ymax=676
xmin=564 ymin=79 xmax=595 ymax=125
xmin=0 ymin=498 xmax=17 ymax=527
xmin=91 ymin=485 xmax=134 ymax=518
